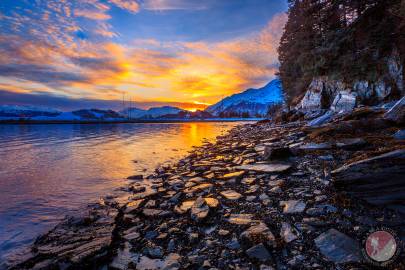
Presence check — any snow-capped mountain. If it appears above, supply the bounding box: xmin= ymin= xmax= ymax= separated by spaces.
xmin=121 ymin=106 xmax=184 ymax=119
xmin=0 ymin=105 xmax=60 ymax=118
xmin=206 ymin=79 xmax=284 ymax=117
xmin=0 ymin=105 xmax=124 ymax=121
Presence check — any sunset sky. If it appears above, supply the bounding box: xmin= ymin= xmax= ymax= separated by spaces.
xmin=0 ymin=0 xmax=288 ymax=111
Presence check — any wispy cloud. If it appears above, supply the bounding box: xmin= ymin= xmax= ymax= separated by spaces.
xmin=108 ymin=0 xmax=140 ymax=13
xmin=141 ymin=0 xmax=210 ymax=11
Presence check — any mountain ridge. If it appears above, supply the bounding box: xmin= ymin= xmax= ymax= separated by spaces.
xmin=205 ymin=79 xmax=284 ymax=117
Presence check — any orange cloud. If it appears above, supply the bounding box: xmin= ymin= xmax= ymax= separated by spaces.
xmin=0 ymin=11 xmax=287 ymax=106
xmin=108 ymin=0 xmax=140 ymax=13
xmin=74 ymin=9 xmax=111 ymax=20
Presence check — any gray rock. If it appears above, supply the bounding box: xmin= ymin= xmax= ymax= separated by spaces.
xmin=226 ymin=238 xmax=240 ymax=250
xmin=246 ymin=244 xmax=272 ymax=261
xmin=190 ymin=197 xmax=209 ymax=222
xmin=314 ymin=229 xmax=361 ymax=263
xmin=227 ymin=214 xmax=257 ymax=225
xmin=280 ymin=200 xmax=306 ymax=214
xmin=110 ymin=243 xmax=139 ymax=270
xmin=220 ymin=190 xmax=242 ymax=200
xmin=330 ymin=91 xmax=357 ymax=113
xmin=236 ymin=163 xmax=291 ymax=173
xmin=280 ymin=222 xmax=299 ymax=243
xmin=241 ymin=223 xmax=276 ymax=247
xmin=306 ymin=204 xmax=337 ymax=216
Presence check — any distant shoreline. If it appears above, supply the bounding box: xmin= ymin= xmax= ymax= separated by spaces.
xmin=0 ymin=118 xmax=265 ymax=125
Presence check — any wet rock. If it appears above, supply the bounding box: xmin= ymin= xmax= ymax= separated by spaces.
xmin=236 ymin=163 xmax=291 ymax=173
xmin=394 ymin=129 xmax=405 ymax=140
xmin=127 ymin=174 xmax=143 ymax=180
xmin=280 ymin=200 xmax=306 ymax=214
xmin=136 ymin=253 xmax=181 ymax=270
xmin=221 ymin=171 xmax=245 ymax=179
xmin=220 ymin=190 xmax=242 ymax=200
xmin=314 ymin=229 xmax=361 ymax=263
xmin=174 ymin=200 xmax=194 ymax=214
xmin=183 ymin=183 xmax=213 ymax=194
xmin=190 ymin=197 xmax=209 ymax=222
xmin=227 ymin=214 xmax=257 ymax=225
xmin=143 ymin=209 xmax=163 ymax=217
xmin=226 ymin=238 xmax=241 ymax=250
xmin=204 ymin=197 xmax=219 ymax=208
xmin=124 ymin=199 xmax=145 ymax=214
xmin=263 ymin=146 xmax=292 ymax=160
xmin=241 ymin=223 xmax=276 ymax=247
xmin=144 ymin=246 xmax=164 ymax=259
xmin=218 ymin=229 xmax=230 ymax=236
xmin=280 ymin=222 xmax=299 ymax=243
xmin=123 ymin=227 xmax=140 ymax=241
xmin=332 ymin=149 xmax=405 ymax=212
xmin=246 ymin=244 xmax=272 ymax=261
xmin=306 ymin=204 xmax=337 ymax=216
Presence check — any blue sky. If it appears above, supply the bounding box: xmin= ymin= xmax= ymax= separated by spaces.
xmin=0 ymin=0 xmax=288 ymax=111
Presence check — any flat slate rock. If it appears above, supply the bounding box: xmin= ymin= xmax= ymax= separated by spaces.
xmin=280 ymin=200 xmax=306 ymax=214
xmin=332 ymin=149 xmax=405 ymax=212
xmin=236 ymin=163 xmax=291 ymax=173
xmin=220 ymin=190 xmax=242 ymax=200
xmin=245 ymin=244 xmax=272 ymax=261
xmin=221 ymin=171 xmax=245 ymax=179
xmin=314 ymin=229 xmax=361 ymax=263
xmin=227 ymin=214 xmax=258 ymax=225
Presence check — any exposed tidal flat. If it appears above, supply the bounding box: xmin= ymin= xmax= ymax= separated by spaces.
xmin=4 ymin=104 xmax=405 ymax=270
xmin=0 ymin=122 xmax=243 ymax=267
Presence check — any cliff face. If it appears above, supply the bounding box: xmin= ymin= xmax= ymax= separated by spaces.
xmin=296 ymin=49 xmax=404 ymax=114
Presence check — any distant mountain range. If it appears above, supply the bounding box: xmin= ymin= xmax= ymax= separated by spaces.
xmin=121 ymin=106 xmax=184 ymax=119
xmin=0 ymin=106 xmax=124 ymax=121
xmin=0 ymin=79 xmax=284 ymax=121
xmin=206 ymin=79 xmax=284 ymax=117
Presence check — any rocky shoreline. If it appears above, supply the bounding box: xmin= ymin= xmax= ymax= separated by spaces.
xmin=6 ymin=102 xmax=405 ymax=270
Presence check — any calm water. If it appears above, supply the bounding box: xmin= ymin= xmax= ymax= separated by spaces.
xmin=0 ymin=122 xmax=242 ymax=261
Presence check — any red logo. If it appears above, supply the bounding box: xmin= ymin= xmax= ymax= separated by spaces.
xmin=362 ymin=228 xmax=401 ymax=267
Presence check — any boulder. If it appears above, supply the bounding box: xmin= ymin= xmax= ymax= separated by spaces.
xmin=298 ymin=80 xmax=324 ymax=111
xmin=314 ymin=229 xmax=361 ymax=263
xmin=384 ymin=96 xmax=405 ymax=124
xmin=332 ymin=149 xmax=405 ymax=213
xmin=330 ymin=91 xmax=357 ymax=113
